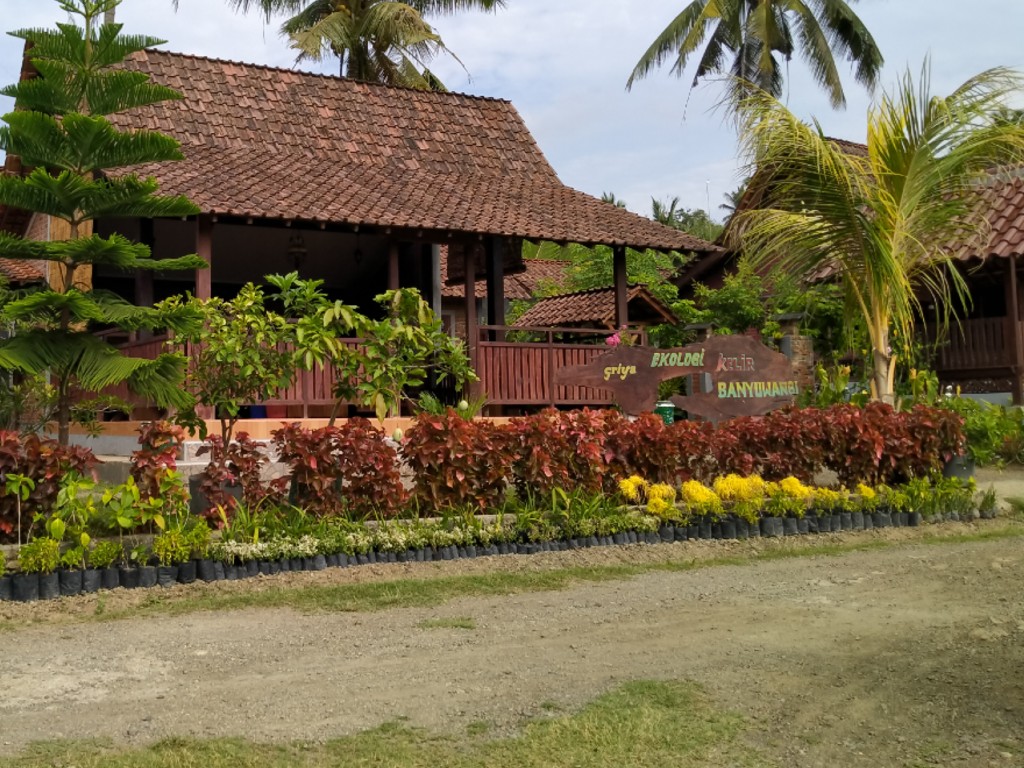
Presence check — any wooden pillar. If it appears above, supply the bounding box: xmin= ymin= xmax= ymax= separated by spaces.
xmin=463 ymin=243 xmax=480 ymax=399
xmin=613 ymin=244 xmax=628 ymax=330
xmin=1007 ymin=255 xmax=1024 ymax=404
xmin=135 ymin=219 xmax=155 ymax=307
xmin=485 ymin=237 xmax=505 ymax=340
xmin=429 ymin=244 xmax=442 ymax=317
xmin=195 ymin=214 xmax=213 ymax=300
xmin=134 ymin=218 xmax=155 ymax=341
xmin=387 ymin=242 xmax=400 ymax=291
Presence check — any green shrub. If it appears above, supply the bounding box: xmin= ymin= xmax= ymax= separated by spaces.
xmin=88 ymin=540 xmax=123 ymax=569
xmin=941 ymin=397 xmax=1024 ymax=466
xmin=152 ymin=530 xmax=191 ymax=566
xmin=18 ymin=537 xmax=60 ymax=574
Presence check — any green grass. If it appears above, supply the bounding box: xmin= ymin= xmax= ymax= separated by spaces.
xmin=418 ymin=616 xmax=477 ymax=630
xmin=4 ymin=521 xmax=1022 ymax=632
xmin=6 ymin=680 xmax=769 ymax=768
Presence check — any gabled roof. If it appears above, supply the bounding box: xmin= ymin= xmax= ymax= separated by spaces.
xmin=440 ymin=251 xmax=569 ymax=299
xmin=103 ymin=50 xmax=719 ymax=253
xmin=513 ymin=285 xmax=677 ymax=328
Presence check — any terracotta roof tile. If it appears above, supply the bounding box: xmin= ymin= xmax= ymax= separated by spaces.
xmin=513 ymin=285 xmax=676 ymax=328
xmin=0 ymin=257 xmax=43 ymax=284
xmin=975 ymin=171 xmax=1024 ymax=260
xmin=106 ymin=50 xmax=718 ymax=253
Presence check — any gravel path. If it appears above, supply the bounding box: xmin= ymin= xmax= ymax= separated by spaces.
xmin=1 ymin=523 xmax=1023 ymax=767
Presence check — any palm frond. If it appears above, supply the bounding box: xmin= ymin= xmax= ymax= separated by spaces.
xmin=788 ymin=0 xmax=845 ymax=108
xmin=627 ymin=0 xmax=713 ymax=89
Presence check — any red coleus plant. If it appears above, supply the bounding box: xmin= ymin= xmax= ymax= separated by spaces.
xmin=273 ymin=419 xmax=405 ymax=518
xmin=402 ymin=409 xmax=513 ymax=511
xmin=0 ymin=432 xmax=97 ymax=542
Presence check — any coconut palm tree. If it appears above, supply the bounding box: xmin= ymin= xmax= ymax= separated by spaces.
xmin=628 ymin=0 xmax=883 ymax=110
xmin=230 ymin=0 xmax=503 ymax=87
xmin=731 ymin=64 xmax=1024 ymax=403
xmin=652 ymin=197 xmax=722 ymax=241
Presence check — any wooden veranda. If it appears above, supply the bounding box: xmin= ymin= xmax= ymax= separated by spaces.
xmin=106 ymin=324 xmax=631 ymax=418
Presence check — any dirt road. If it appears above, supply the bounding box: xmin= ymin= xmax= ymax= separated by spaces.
xmin=1 ymin=526 xmax=1023 ymax=767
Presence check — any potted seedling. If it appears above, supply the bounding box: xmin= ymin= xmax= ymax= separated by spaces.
xmin=16 ymin=535 xmax=60 ymax=601
xmin=88 ymin=540 xmax=123 ymax=590
xmin=0 ymin=554 xmax=11 ymax=601
xmin=152 ymin=527 xmax=191 ymax=587
xmin=104 ymin=478 xmax=164 ymax=589
xmin=4 ymin=473 xmax=35 ymax=550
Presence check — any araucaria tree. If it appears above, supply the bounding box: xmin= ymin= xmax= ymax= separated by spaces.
xmin=628 ymin=0 xmax=883 ymax=110
xmin=0 ymin=0 xmax=205 ymax=444
xmin=732 ymin=65 xmax=1024 ymax=404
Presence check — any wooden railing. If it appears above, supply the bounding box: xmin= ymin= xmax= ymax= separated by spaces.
xmin=476 ymin=325 xmax=646 ymax=408
xmin=924 ymin=318 xmax=1019 ymax=372
xmin=107 ymin=334 xmax=361 ymax=418
xmin=107 ymin=325 xmax=646 ymax=416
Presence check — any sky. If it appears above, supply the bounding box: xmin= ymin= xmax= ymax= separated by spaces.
xmin=1 ymin=0 xmax=1023 ymax=222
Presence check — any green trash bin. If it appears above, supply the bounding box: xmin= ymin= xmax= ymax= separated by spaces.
xmin=654 ymin=401 xmax=675 ymax=425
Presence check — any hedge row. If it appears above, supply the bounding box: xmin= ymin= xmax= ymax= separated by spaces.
xmin=262 ymin=404 xmax=964 ymax=516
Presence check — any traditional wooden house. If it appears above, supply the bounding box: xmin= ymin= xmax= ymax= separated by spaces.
xmin=0 ymin=48 xmax=720 ymax=416
xmin=679 ymin=139 xmax=1024 ymax=403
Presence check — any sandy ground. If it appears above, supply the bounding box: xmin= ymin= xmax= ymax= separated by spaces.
xmin=1 ymin=519 xmax=1023 ymax=767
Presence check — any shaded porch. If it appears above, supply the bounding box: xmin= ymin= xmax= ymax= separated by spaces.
xmin=923 ymin=256 xmax=1024 ymax=403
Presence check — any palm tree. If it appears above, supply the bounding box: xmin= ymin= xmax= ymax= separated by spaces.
xmin=731 ymin=64 xmax=1024 ymax=404
xmin=230 ymin=0 xmax=503 ymax=87
xmin=652 ymin=197 xmax=723 ymax=241
xmin=628 ymin=0 xmax=883 ymax=110
xmin=601 ymin=191 xmax=627 ymax=209
xmin=719 ymin=179 xmax=748 ymax=216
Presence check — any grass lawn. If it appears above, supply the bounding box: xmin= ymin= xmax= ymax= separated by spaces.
xmin=7 ymin=680 xmax=768 ymax=768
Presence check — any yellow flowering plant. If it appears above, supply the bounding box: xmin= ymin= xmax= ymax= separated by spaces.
xmin=680 ymin=480 xmax=724 ymax=520
xmin=855 ymin=483 xmax=880 ymax=511
xmin=618 ymin=475 xmax=649 ymax=505
xmin=713 ymin=474 xmax=767 ymax=522
xmin=645 ymin=483 xmax=679 ymax=520
xmin=765 ymin=482 xmax=805 ymax=518
xmin=813 ymin=487 xmax=844 ymax=514
xmin=778 ymin=476 xmax=814 ymax=502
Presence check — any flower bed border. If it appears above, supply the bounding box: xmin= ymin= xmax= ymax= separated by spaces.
xmin=0 ymin=507 xmax=982 ymax=603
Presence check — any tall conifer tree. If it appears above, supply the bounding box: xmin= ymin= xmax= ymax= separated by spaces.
xmin=0 ymin=0 xmax=205 ymax=444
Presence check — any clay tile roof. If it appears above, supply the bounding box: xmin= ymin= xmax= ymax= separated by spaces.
xmin=972 ymin=170 xmax=1024 ymax=260
xmin=108 ymin=50 xmax=719 ymax=253
xmin=0 ymin=257 xmax=44 ymax=284
xmin=440 ymin=249 xmax=569 ymax=299
xmin=513 ymin=285 xmax=677 ymax=328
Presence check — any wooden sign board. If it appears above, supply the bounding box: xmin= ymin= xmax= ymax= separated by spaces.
xmin=554 ymin=335 xmax=799 ymax=422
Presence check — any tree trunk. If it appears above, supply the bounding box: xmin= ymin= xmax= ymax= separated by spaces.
xmin=104 ymin=8 xmax=116 ymax=25
xmin=57 ymin=385 xmax=71 ymax=447
xmin=871 ymin=342 xmax=896 ymax=406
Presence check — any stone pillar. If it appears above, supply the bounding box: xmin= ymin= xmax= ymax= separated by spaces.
xmin=776 ymin=313 xmax=815 ymax=390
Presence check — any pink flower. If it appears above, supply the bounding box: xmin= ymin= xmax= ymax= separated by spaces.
xmin=606 ymin=333 xmax=621 ymax=347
